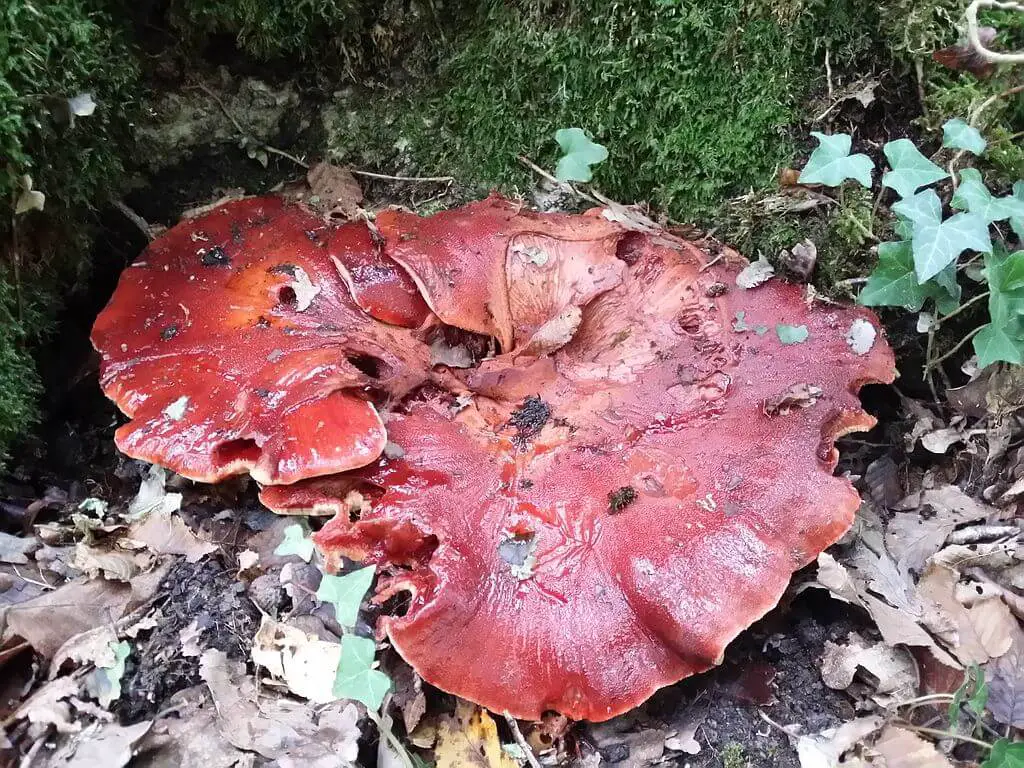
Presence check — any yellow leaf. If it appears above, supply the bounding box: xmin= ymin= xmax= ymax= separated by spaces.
xmin=434 ymin=701 xmax=518 ymax=768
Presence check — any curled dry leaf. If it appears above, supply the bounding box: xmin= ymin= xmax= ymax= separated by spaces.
xmin=870 ymin=726 xmax=954 ymax=768
xmin=735 ymin=255 xmax=775 ymax=288
xmin=794 ymin=715 xmax=883 ymax=768
xmin=127 ymin=509 xmax=218 ymax=563
xmin=932 ymin=27 xmax=998 ymax=79
xmin=819 ymin=633 xmax=917 ymax=699
xmin=94 ymin=194 xmax=895 ymax=720
xmin=250 ymin=615 xmax=341 ymax=703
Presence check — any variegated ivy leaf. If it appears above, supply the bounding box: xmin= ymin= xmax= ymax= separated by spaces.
xmin=882 ymin=139 xmax=948 ymax=199
xmin=798 ymin=132 xmax=874 ymax=188
xmin=942 ymin=118 xmax=986 ymax=155
xmin=951 ymin=168 xmax=1024 ymax=223
xmin=554 ymin=128 xmax=608 ymax=183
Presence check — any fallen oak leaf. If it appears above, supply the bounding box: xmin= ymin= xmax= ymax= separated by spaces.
xmin=127 ymin=509 xmax=217 ymax=562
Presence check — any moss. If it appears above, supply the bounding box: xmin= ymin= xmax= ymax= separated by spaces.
xmin=328 ymin=0 xmax=883 ymax=220
xmin=0 ymin=0 xmax=139 ymax=459
xmin=721 ymin=741 xmax=748 ymax=768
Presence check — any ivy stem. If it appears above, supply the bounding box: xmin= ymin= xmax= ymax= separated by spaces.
xmin=934 ymin=291 xmax=990 ymax=327
xmin=926 ymin=326 xmax=984 ymax=373
xmin=366 ymin=708 xmax=416 ymax=768
xmin=899 ymin=724 xmax=992 ymax=750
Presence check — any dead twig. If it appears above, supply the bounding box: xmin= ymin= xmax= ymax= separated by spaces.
xmin=350 ymin=169 xmax=454 ymax=184
xmin=516 ymin=155 xmax=601 ymax=205
xmin=193 ymin=82 xmax=309 ymax=170
xmin=112 ymin=200 xmax=154 ymax=242
xmin=503 ymin=712 xmax=543 ymax=768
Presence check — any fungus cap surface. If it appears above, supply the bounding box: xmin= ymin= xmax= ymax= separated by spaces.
xmin=95 ymin=194 xmax=895 ymax=721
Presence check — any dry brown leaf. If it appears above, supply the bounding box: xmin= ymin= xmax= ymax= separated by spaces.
xmin=14 ymin=676 xmax=82 ymax=733
xmin=72 ymin=542 xmax=147 ymax=581
xmin=127 ymin=509 xmax=217 ymax=562
xmin=795 ymin=715 xmax=883 ymax=768
xmin=50 ymin=625 xmax=120 ymax=678
xmin=887 ymin=486 xmax=993 ymax=575
xmin=134 ymin=686 xmax=247 ymax=768
xmin=306 ymin=162 xmax=363 ymax=220
xmin=870 ymin=726 xmax=953 ymax=768
xmin=199 ymin=649 xmax=360 ymax=766
xmin=55 ymin=720 xmax=153 ymax=768
xmin=250 ymin=616 xmax=341 ymax=703
xmin=988 ymin=624 xmax=1024 ymax=727
xmin=820 ymin=633 xmax=917 ymax=698
xmin=434 ymin=701 xmax=519 ymax=768
xmin=3 ymin=568 xmax=164 ymax=658
xmin=0 ymin=532 xmax=39 ymax=564
xmin=916 ymin=564 xmax=1015 ymax=665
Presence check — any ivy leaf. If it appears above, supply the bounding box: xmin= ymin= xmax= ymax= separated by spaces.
xmin=797 ymin=132 xmax=873 ymax=188
xmin=85 ymin=640 xmax=131 ymax=707
xmin=316 ymin=565 xmax=375 ymax=627
xmin=332 ymin=634 xmax=391 ymax=710
xmin=1010 ymin=181 xmax=1024 ymax=241
xmin=892 ymin=188 xmax=942 ymax=226
xmin=274 ymin=523 xmax=314 ymax=562
xmin=882 ymin=139 xmax=948 ymax=198
xmin=859 ymin=240 xmax=959 ymax=312
xmin=911 ymin=211 xmax=992 ymax=282
xmin=974 ymin=323 xmax=1022 ymax=368
xmin=554 ymin=128 xmax=608 ymax=183
xmin=951 ymin=168 xmax=1024 ymax=223
xmin=942 ymin=119 xmax=987 ymax=155
xmin=775 ymin=324 xmax=809 ymax=344
xmin=981 ymin=738 xmax=1024 ymax=768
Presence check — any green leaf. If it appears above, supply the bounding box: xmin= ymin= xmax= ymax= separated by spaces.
xmin=911 ymin=211 xmax=992 ymax=282
xmin=987 ymin=250 xmax=1024 ymax=294
xmin=554 ymin=128 xmax=608 ymax=183
xmin=949 ymin=664 xmax=988 ymax=730
xmin=951 ymin=168 xmax=1024 ymax=224
xmin=86 ymin=640 xmax=131 ymax=706
xmin=892 ymin=188 xmax=942 ymax=226
xmin=333 ymin=634 xmax=391 ymax=710
xmin=1010 ymin=181 xmax=1024 ymax=241
xmin=882 ymin=138 xmax=948 ymax=198
xmin=981 ymin=738 xmax=1024 ymax=768
xmin=974 ymin=323 xmax=1023 ymax=368
xmin=274 ymin=523 xmax=314 ymax=562
xmin=317 ymin=565 xmax=375 ymax=627
xmin=775 ymin=324 xmax=809 ymax=344
xmin=797 ymin=132 xmax=873 ymax=188
xmin=942 ymin=118 xmax=987 ymax=155
xmin=859 ymin=240 xmax=959 ymax=312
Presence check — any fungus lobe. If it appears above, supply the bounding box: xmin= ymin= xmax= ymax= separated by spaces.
xmin=94 ymin=193 xmax=895 ymax=722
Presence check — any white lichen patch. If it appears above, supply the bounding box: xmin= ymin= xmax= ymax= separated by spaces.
xmin=290 ymin=267 xmax=321 ymax=311
xmin=163 ymin=396 xmax=189 ymax=421
xmin=845 ymin=318 xmax=877 ymax=356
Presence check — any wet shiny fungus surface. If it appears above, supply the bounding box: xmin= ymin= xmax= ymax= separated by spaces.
xmin=93 ymin=193 xmax=896 ymax=721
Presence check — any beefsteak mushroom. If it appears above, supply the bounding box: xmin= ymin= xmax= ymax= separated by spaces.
xmin=93 ymin=193 xmax=895 ymax=721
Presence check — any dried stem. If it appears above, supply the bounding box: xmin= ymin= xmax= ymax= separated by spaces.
xmin=965 ymin=0 xmax=1024 ymax=63
xmin=504 ymin=713 xmax=544 ymax=768
xmin=350 ymin=169 xmax=454 ymax=183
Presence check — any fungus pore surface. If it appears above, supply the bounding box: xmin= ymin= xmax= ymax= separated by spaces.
xmin=94 ymin=194 xmax=895 ymax=721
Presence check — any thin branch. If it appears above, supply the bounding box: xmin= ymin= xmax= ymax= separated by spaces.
xmin=899 ymin=723 xmax=992 ymax=750
xmin=350 ymin=169 xmax=454 ymax=183
xmin=965 ymin=0 xmax=1024 ymax=63
xmin=504 ymin=713 xmax=543 ymax=768
xmin=516 ymin=154 xmax=601 ymax=205
xmin=926 ymin=326 xmax=984 ymax=373
xmin=193 ymin=82 xmax=309 ymax=170
xmin=933 ymin=290 xmax=990 ymax=327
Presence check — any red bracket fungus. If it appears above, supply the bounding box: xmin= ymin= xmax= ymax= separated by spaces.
xmin=93 ymin=193 xmax=895 ymax=722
